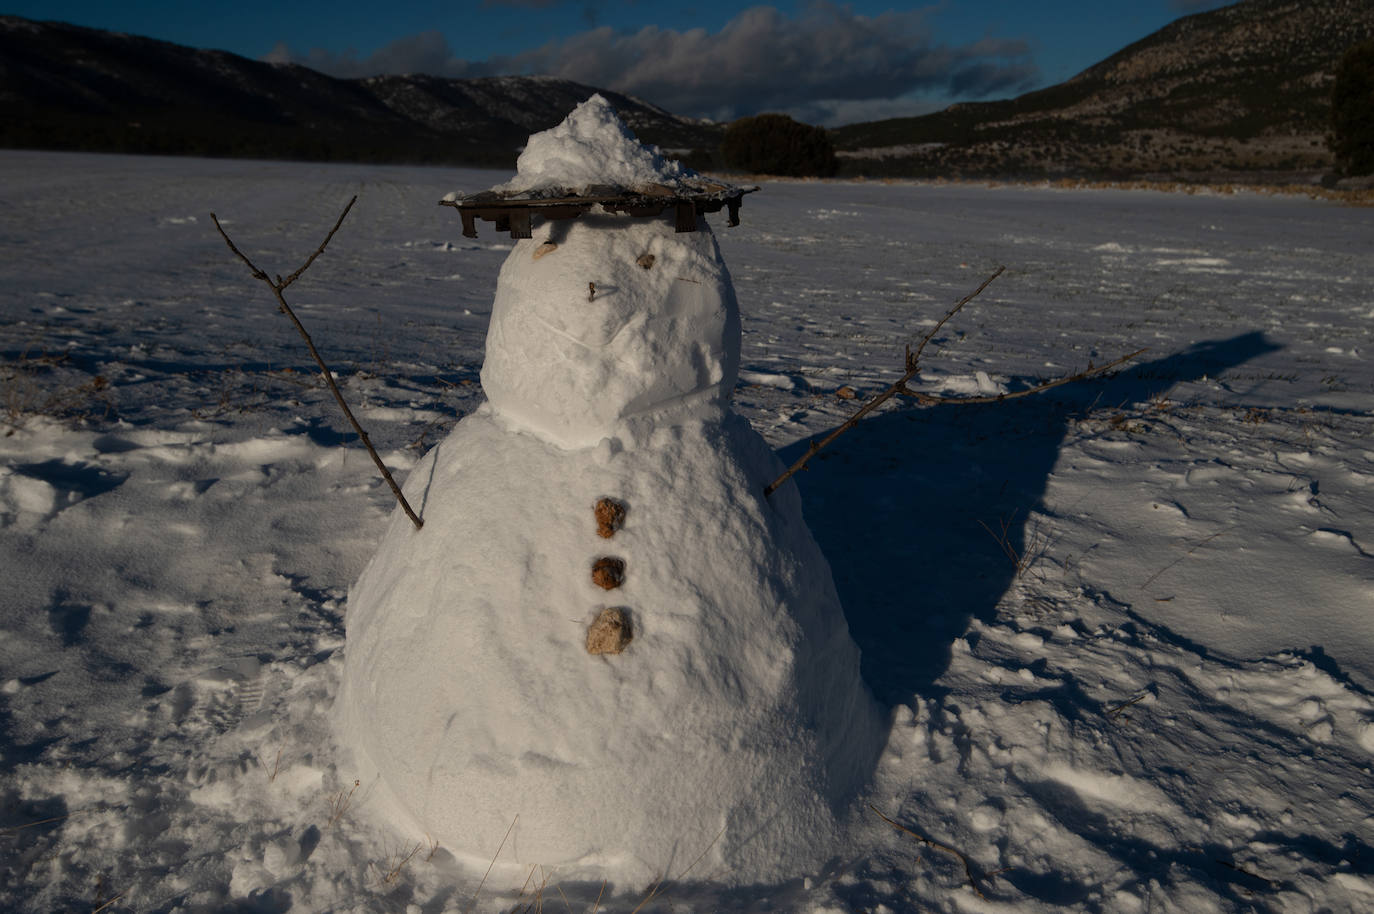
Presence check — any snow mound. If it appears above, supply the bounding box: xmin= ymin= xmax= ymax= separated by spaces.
xmin=497 ymin=94 xmax=690 ymax=195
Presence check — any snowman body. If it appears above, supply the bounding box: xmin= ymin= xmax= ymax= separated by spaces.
xmin=336 ymin=97 xmax=883 ymax=889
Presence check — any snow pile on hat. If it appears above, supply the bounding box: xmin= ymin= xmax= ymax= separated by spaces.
xmin=335 ymin=95 xmax=884 ymax=891
xmin=495 ymin=93 xmax=691 ymax=194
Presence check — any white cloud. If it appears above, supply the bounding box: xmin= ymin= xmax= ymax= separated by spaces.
xmin=267 ymin=2 xmax=1040 ymax=124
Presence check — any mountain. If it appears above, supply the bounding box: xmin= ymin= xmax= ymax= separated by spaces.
xmin=832 ymin=0 xmax=1374 ymax=182
xmin=5 ymin=2 xmax=1372 ymax=181
xmin=0 ymin=16 xmax=720 ymax=166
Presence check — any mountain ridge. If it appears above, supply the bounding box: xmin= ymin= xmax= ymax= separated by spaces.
xmin=0 ymin=15 xmax=720 ymax=166
xmin=831 ymin=0 xmax=1374 ymax=182
xmin=3 ymin=3 xmax=1372 ymax=182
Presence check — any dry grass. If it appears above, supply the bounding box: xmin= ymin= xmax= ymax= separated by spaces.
xmin=259 ymin=747 xmax=283 ymax=783
xmin=327 ymin=778 xmax=360 ymax=828
xmin=371 ymin=842 xmax=423 ymax=887
xmin=978 ymin=510 xmax=1051 ymax=580
xmin=1043 ymin=176 xmax=1374 ymax=206
xmin=464 ymin=815 xmax=518 ymax=914
xmin=452 ymin=819 xmax=724 ymax=914
xmin=2 ymin=347 xmax=112 ymax=431
xmin=796 ymin=171 xmax=1374 ymax=206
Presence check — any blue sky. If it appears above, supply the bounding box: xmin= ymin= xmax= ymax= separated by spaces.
xmin=5 ymin=1 xmax=1232 ymax=124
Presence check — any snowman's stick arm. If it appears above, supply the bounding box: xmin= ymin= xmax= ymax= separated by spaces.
xmin=765 ymin=265 xmax=1145 ymax=498
xmin=764 ymin=267 xmax=1005 ymax=497
xmin=896 ymin=347 xmax=1146 ymax=406
xmin=211 ymin=198 xmax=425 ymax=531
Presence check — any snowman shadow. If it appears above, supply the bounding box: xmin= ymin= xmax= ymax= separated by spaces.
xmin=778 ymin=331 xmax=1280 ymax=707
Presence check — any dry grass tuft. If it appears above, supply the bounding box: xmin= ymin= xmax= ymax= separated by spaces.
xmin=328 ymin=778 xmax=360 ymax=827
xmin=371 ymin=842 xmax=423 ymax=887
xmin=259 ymin=747 xmax=283 ymax=783
xmin=978 ymin=510 xmax=1050 ymax=579
xmin=2 ymin=346 xmax=113 ymax=431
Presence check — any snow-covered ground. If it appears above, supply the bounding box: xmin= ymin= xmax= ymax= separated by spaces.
xmin=2 ymin=149 xmax=1372 ymax=913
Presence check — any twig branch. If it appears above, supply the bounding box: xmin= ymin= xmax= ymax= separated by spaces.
xmin=899 ymin=348 xmax=1148 ymax=406
xmin=280 ymin=200 xmax=356 ymax=291
xmin=870 ymin=804 xmax=989 ymax=900
xmin=92 ymin=891 xmax=126 ymax=914
xmin=1105 ymin=692 xmax=1149 ymax=721
xmin=906 ymin=267 xmax=1005 ymax=373
xmin=1140 ymin=527 xmax=1229 ymax=589
xmin=764 ymin=266 xmax=1148 ymax=497
xmin=1215 ymin=857 xmax=1280 ymax=889
xmin=0 ymin=811 xmax=75 ymax=833
xmin=211 ymin=198 xmax=423 ymax=530
xmin=764 ymin=266 xmax=1004 ymax=497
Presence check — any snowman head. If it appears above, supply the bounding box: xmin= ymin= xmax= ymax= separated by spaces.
xmin=474 ymin=95 xmax=745 ymax=449
xmin=481 ymin=213 xmax=741 ymax=449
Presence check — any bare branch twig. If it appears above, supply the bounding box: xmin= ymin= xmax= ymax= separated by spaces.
xmin=1105 ymin=692 xmax=1149 ymax=721
xmin=280 ymin=199 xmax=357 ymax=291
xmin=1140 ymin=527 xmax=1229 ymax=589
xmin=764 ymin=266 xmax=1004 ymax=497
xmin=211 ymin=198 xmax=423 ymax=530
xmin=870 ymin=804 xmax=989 ymax=900
xmin=0 ymin=811 xmax=75 ymax=833
xmin=906 ymin=267 xmax=1005 ymax=372
xmin=764 ymin=266 xmax=1148 ymax=497
xmin=92 ymin=891 xmax=126 ymax=914
xmin=1215 ymin=857 xmax=1280 ymax=889
xmin=899 ymin=348 xmax=1148 ymax=406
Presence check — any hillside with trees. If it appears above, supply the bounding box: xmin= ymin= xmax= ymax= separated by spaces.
xmin=831 ymin=0 xmax=1374 ymax=183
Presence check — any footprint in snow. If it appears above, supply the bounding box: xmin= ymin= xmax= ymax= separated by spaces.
xmin=0 ymin=459 xmax=127 ymax=528
xmin=47 ymin=601 xmax=97 ymax=646
xmin=166 ymin=658 xmax=267 ymax=738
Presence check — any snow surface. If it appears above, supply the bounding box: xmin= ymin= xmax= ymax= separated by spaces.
xmin=2 ymin=149 xmax=1373 ymax=912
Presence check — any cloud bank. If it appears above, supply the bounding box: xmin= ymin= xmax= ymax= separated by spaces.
xmin=265 ymin=3 xmax=1039 ymax=125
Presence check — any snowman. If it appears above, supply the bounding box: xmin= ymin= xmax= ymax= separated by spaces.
xmin=335 ymin=96 xmax=884 ymax=890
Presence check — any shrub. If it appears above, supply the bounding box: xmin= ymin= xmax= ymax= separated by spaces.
xmin=721 ymin=114 xmax=838 ymax=177
xmin=1330 ymin=38 xmax=1374 ymax=176
xmin=674 ymin=147 xmax=717 ymax=172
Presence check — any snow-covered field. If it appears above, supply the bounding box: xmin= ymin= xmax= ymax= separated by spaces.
xmin=2 ymin=149 xmax=1372 ymax=913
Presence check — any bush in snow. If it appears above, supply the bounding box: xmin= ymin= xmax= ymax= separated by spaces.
xmin=721 ymin=114 xmax=838 ymax=177
xmin=1330 ymin=38 xmax=1374 ymax=176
